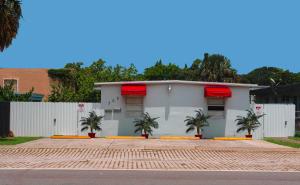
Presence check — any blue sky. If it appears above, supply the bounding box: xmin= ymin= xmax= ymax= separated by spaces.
xmin=0 ymin=0 xmax=299 ymax=74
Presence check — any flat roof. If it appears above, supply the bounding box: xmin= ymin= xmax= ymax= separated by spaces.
xmin=251 ymin=83 xmax=300 ymax=96
xmin=95 ymin=80 xmax=259 ymax=88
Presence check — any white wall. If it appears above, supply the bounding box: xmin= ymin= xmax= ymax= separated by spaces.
xmin=225 ymin=104 xmax=295 ymax=139
xmin=9 ymin=102 xmax=296 ymax=138
xmin=144 ymin=84 xmax=205 ymax=136
xmin=225 ymin=109 xmax=264 ymax=139
xmin=263 ymin=104 xmax=295 ymax=137
xmin=101 ymin=83 xmax=252 ymax=137
xmin=10 ymin=102 xmax=103 ymax=137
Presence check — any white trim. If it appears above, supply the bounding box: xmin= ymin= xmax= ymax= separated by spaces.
xmin=95 ymin=80 xmax=259 ymax=88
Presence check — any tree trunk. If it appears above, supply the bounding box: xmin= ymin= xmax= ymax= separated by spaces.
xmin=196 ymin=127 xmax=200 ymax=135
xmin=247 ymin=128 xmax=251 ymax=135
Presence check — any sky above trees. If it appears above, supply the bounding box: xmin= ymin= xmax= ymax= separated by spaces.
xmin=0 ymin=0 xmax=299 ymax=74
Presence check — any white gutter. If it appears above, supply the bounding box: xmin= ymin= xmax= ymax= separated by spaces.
xmin=94 ymin=80 xmax=258 ymax=88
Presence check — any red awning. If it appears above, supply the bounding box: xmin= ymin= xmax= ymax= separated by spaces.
xmin=204 ymin=86 xmax=232 ymax=98
xmin=121 ymin=84 xmax=147 ymax=96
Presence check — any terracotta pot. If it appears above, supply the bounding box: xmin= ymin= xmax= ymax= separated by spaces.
xmin=245 ymin=134 xmax=252 ymax=138
xmin=142 ymin=134 xmax=149 ymax=139
xmin=195 ymin=134 xmax=202 ymax=139
xmin=88 ymin=133 xmax=96 ymax=138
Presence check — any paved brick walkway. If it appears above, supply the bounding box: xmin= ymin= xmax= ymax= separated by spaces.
xmin=0 ymin=139 xmax=299 ymax=171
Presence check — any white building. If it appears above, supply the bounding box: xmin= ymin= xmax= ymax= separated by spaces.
xmin=95 ymin=80 xmax=259 ymax=138
xmin=6 ymin=80 xmax=295 ymax=138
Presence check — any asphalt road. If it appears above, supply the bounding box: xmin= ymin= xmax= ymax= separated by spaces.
xmin=0 ymin=170 xmax=299 ymax=185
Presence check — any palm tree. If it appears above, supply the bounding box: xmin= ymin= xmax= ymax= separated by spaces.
xmin=185 ymin=109 xmax=210 ymax=138
xmin=0 ymin=0 xmax=22 ymax=52
xmin=134 ymin=112 xmax=159 ymax=138
xmin=200 ymin=53 xmax=237 ymax=82
xmin=236 ymin=109 xmax=265 ymax=137
xmin=269 ymin=77 xmax=281 ymax=97
xmin=81 ymin=111 xmax=103 ymax=138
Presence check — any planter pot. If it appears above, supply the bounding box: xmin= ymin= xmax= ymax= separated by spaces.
xmin=195 ymin=134 xmax=202 ymax=139
xmin=88 ymin=133 xmax=96 ymax=138
xmin=245 ymin=134 xmax=252 ymax=138
xmin=142 ymin=134 xmax=149 ymax=139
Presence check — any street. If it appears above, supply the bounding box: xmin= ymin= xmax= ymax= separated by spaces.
xmin=0 ymin=170 xmax=299 ymax=185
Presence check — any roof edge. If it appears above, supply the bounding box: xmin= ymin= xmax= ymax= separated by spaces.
xmin=94 ymin=80 xmax=258 ymax=88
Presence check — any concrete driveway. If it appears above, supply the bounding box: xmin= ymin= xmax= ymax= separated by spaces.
xmin=0 ymin=138 xmax=299 ymax=171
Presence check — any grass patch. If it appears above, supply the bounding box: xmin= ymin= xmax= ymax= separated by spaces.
xmin=264 ymin=137 xmax=300 ymax=148
xmin=289 ymin=137 xmax=300 ymax=141
xmin=0 ymin=137 xmax=42 ymax=145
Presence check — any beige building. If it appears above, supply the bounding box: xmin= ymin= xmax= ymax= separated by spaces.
xmin=0 ymin=68 xmax=52 ymax=100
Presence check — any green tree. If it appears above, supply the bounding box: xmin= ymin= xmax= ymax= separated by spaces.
xmin=200 ymin=53 xmax=237 ymax=82
xmin=48 ymin=84 xmax=76 ymax=102
xmin=0 ymin=0 xmax=22 ymax=52
xmin=143 ymin=60 xmax=183 ymax=80
xmin=240 ymin=67 xmax=299 ymax=86
xmin=185 ymin=59 xmax=202 ymax=80
xmin=0 ymin=82 xmax=33 ymax=101
xmin=48 ymin=62 xmax=99 ymax=102
xmin=48 ymin=59 xmax=139 ymax=102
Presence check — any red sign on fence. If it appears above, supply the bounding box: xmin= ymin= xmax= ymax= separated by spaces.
xmin=255 ymin=104 xmax=263 ymax=116
xmin=78 ymin=103 xmax=84 ymax=112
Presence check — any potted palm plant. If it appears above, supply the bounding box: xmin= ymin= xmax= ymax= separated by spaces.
xmin=134 ymin=112 xmax=159 ymax=139
xmin=236 ymin=109 xmax=265 ymax=138
xmin=185 ymin=109 xmax=210 ymax=139
xmin=81 ymin=111 xmax=103 ymax=138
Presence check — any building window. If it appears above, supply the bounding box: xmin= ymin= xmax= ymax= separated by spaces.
xmin=207 ymin=98 xmax=225 ymax=118
xmin=125 ymin=97 xmax=143 ymax=117
xmin=3 ymin=79 xmax=18 ymax=92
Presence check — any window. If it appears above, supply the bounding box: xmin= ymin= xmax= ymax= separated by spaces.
xmin=104 ymin=109 xmax=121 ymax=120
xmin=3 ymin=79 xmax=18 ymax=92
xmin=125 ymin=97 xmax=143 ymax=117
xmin=207 ymin=98 xmax=225 ymax=118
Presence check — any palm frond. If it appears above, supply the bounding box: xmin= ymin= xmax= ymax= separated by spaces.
xmin=186 ymin=126 xmax=195 ymax=133
xmin=133 ymin=112 xmax=159 ymax=135
xmin=184 ymin=109 xmax=210 ymax=134
xmin=236 ymin=109 xmax=264 ymax=134
xmin=0 ymin=0 xmax=22 ymax=51
xmin=80 ymin=111 xmax=103 ymax=133
xmin=81 ymin=126 xmax=89 ymax=132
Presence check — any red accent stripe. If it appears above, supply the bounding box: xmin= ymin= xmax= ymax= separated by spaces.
xmin=121 ymin=84 xmax=147 ymax=96
xmin=204 ymin=85 xmax=232 ymax=98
